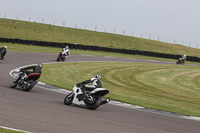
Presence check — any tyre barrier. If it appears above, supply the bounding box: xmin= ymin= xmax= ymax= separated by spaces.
xmin=0 ymin=37 xmax=199 ymax=63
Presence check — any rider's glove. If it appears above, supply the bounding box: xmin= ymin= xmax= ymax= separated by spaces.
xmin=76 ymin=83 xmax=81 ymax=87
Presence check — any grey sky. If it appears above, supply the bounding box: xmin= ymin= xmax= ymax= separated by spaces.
xmin=0 ymin=0 xmax=200 ymax=48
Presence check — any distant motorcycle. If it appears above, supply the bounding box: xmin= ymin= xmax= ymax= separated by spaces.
xmin=176 ymin=58 xmax=185 ymax=65
xmin=57 ymin=52 xmax=67 ymax=62
xmin=10 ymin=70 xmax=41 ymax=91
xmin=64 ymin=84 xmax=109 ymax=110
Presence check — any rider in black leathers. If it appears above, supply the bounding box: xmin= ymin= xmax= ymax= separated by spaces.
xmin=0 ymin=46 xmax=7 ymax=60
xmin=21 ymin=63 xmax=43 ymax=75
xmin=16 ymin=63 xmax=43 ymax=82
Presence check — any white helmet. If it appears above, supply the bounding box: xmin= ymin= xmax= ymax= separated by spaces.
xmin=95 ymin=75 xmax=101 ymax=79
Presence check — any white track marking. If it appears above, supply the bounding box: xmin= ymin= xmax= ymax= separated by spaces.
xmin=0 ymin=126 xmax=32 ymax=133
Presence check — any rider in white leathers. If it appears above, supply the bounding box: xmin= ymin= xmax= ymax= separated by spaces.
xmin=77 ymin=75 xmax=102 ymax=97
xmin=181 ymin=54 xmax=187 ymax=63
xmin=62 ymin=46 xmax=70 ymax=58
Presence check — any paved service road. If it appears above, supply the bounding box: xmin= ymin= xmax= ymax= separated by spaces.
xmin=0 ymin=51 xmax=200 ymax=133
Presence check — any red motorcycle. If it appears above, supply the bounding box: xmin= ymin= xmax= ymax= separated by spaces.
xmin=10 ymin=70 xmax=41 ymax=91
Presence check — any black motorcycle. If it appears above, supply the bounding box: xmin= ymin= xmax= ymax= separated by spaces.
xmin=10 ymin=70 xmax=41 ymax=91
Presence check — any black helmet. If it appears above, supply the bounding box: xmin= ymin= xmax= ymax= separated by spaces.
xmin=95 ymin=75 xmax=101 ymax=79
xmin=38 ymin=63 xmax=43 ymax=68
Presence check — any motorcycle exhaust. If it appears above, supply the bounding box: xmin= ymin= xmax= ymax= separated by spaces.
xmin=101 ymin=99 xmax=109 ymax=105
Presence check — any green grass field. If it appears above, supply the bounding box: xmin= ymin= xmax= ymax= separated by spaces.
xmin=40 ymin=62 xmax=200 ymax=117
xmin=0 ymin=127 xmax=24 ymax=133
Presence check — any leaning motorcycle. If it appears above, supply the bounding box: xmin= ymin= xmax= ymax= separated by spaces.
xmin=64 ymin=84 xmax=109 ymax=110
xmin=57 ymin=52 xmax=66 ymax=62
xmin=176 ymin=58 xmax=185 ymax=65
xmin=10 ymin=70 xmax=41 ymax=91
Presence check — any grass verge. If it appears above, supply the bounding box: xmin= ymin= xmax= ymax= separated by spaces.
xmin=40 ymin=62 xmax=200 ymax=117
xmin=0 ymin=127 xmax=25 ymax=133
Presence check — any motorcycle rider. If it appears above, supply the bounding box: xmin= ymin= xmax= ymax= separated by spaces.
xmin=16 ymin=63 xmax=43 ymax=82
xmin=0 ymin=46 xmax=7 ymax=60
xmin=77 ymin=75 xmax=102 ymax=98
xmin=62 ymin=46 xmax=70 ymax=58
xmin=181 ymin=54 xmax=187 ymax=63
xmin=20 ymin=63 xmax=43 ymax=75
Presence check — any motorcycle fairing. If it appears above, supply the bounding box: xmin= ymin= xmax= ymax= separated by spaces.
xmin=27 ymin=73 xmax=41 ymax=80
xmin=89 ymin=88 xmax=109 ymax=97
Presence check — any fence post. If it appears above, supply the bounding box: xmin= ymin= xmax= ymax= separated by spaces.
xmin=95 ymin=25 xmax=97 ymax=31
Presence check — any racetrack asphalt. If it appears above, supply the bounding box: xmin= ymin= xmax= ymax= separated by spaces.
xmin=0 ymin=51 xmax=200 ymax=133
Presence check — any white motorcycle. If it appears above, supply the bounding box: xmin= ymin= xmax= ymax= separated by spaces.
xmin=64 ymin=84 xmax=109 ymax=110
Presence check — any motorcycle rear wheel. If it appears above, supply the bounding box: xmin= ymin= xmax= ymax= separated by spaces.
xmin=61 ymin=57 xmax=66 ymax=61
xmin=23 ymin=80 xmax=36 ymax=92
xmin=84 ymin=96 xmax=102 ymax=110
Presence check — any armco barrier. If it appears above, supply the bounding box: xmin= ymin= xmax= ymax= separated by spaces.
xmin=0 ymin=37 xmax=199 ymax=63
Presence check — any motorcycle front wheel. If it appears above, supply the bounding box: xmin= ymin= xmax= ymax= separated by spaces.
xmin=64 ymin=92 xmax=74 ymax=105
xmin=57 ymin=55 xmax=61 ymax=61
xmin=10 ymin=81 xmax=17 ymax=88
xmin=84 ymin=96 xmax=102 ymax=110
